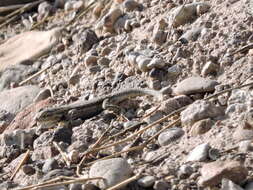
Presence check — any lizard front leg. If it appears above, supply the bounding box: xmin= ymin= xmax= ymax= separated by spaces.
xmin=102 ymin=98 xmax=122 ymax=115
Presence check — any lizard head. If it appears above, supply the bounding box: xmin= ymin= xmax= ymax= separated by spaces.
xmin=35 ymin=108 xmax=62 ymax=123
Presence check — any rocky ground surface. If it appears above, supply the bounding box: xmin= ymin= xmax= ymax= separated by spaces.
xmin=0 ymin=0 xmax=253 ymax=189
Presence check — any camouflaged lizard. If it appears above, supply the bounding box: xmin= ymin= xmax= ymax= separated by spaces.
xmin=35 ymin=88 xmax=163 ymax=124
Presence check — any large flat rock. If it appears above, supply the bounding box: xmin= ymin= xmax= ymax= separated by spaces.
xmin=173 ymin=76 xmax=218 ymax=95
xmin=0 ymin=28 xmax=61 ymax=71
xmin=0 ymin=85 xmax=40 ymax=115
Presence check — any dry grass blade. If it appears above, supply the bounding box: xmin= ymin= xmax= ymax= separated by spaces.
xmin=146 ymin=119 xmax=181 ymax=144
xmin=85 ymin=144 xmax=146 ymax=167
xmin=53 ymin=141 xmax=71 ymax=167
xmin=0 ymin=0 xmax=43 ymax=29
xmin=228 ymin=43 xmax=253 ymax=56
xmin=106 ymin=172 xmax=143 ymax=190
xmin=0 ymin=4 xmax=25 ymax=17
xmin=141 ymin=104 xmax=161 ymax=119
xmin=107 ymin=121 xmax=145 ymax=141
xmin=10 ymin=149 xmax=30 ymax=180
xmin=17 ymin=177 xmax=104 ymax=190
xmin=19 ymin=64 xmax=52 ymax=86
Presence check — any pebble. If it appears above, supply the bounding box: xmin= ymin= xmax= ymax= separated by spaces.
xmin=84 ymin=56 xmax=98 ymax=68
xmin=201 ymin=61 xmax=219 ymax=76
xmin=167 ymin=64 xmax=182 ymax=77
xmin=22 ymin=164 xmax=36 ymax=175
xmin=153 ymin=180 xmax=170 ymax=190
xmin=89 ymin=158 xmax=133 ymax=189
xmin=173 ymin=77 xmax=218 ymax=95
xmin=158 ymin=128 xmax=185 ymax=146
xmin=138 ymin=176 xmax=156 ymax=187
xmin=42 ymin=158 xmax=59 ymax=173
xmin=179 ymin=27 xmax=203 ymax=43
xmin=98 ymin=57 xmax=111 ymax=67
xmin=137 ymin=57 xmax=152 ymax=72
xmin=103 ymin=8 xmax=123 ymax=32
xmin=189 ymin=118 xmax=214 ymax=136
xmin=198 ymin=161 xmax=248 ymax=187
xmin=152 ymin=30 xmax=167 ymax=45
xmin=149 ymin=79 xmax=162 ymax=90
xmin=34 ymin=88 xmax=51 ymax=103
xmin=186 ymin=143 xmax=210 ymax=162
xmin=147 ymin=58 xmax=166 ymax=69
xmin=53 ymin=126 xmax=72 ymax=144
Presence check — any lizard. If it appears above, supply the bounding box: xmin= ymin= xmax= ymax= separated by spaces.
xmin=35 ymin=88 xmax=163 ymax=124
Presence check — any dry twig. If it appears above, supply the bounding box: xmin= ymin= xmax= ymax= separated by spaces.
xmin=106 ymin=172 xmax=142 ymax=190
xmin=53 ymin=141 xmax=71 ymax=167
xmin=0 ymin=0 xmax=43 ymax=29
xmin=17 ymin=176 xmax=104 ymax=190
xmin=10 ymin=149 xmax=30 ymax=180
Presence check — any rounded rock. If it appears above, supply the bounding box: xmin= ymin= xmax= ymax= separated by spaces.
xmin=138 ymin=176 xmax=156 ymax=187
xmin=89 ymin=158 xmax=133 ymax=189
xmin=158 ymin=128 xmax=185 ymax=146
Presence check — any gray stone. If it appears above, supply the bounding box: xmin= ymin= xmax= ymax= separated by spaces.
xmin=181 ymin=100 xmax=223 ymax=127
xmin=189 ymin=118 xmax=214 ymax=136
xmin=201 ymin=61 xmax=219 ymax=76
xmin=34 ymin=88 xmax=51 ymax=103
xmin=158 ymin=128 xmax=184 ymax=146
xmin=152 ymin=30 xmax=167 ymax=45
xmin=173 ymin=77 xmax=218 ymax=95
xmin=0 ymin=85 xmax=40 ymax=115
xmin=179 ymin=27 xmax=203 ymax=43
xmin=186 ymin=143 xmax=210 ymax=162
xmin=42 ymin=158 xmax=59 ymax=173
xmin=138 ymin=176 xmax=156 ymax=187
xmin=74 ymin=30 xmax=99 ymax=54
xmin=221 ymin=178 xmax=244 ymax=190
xmin=153 ymin=180 xmax=170 ymax=190
xmin=89 ymin=158 xmax=133 ymax=189
xmin=137 ymin=56 xmax=152 ymax=72
xmin=167 ymin=64 xmax=182 ymax=77
xmin=147 ymin=58 xmax=166 ymax=69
